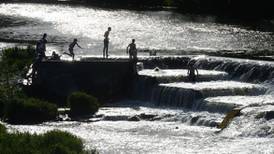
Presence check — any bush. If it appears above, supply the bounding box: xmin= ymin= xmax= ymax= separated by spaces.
xmin=0 ymin=100 xmax=4 ymax=119
xmin=0 ymin=124 xmax=6 ymax=135
xmin=5 ymin=98 xmax=57 ymax=124
xmin=0 ymin=46 xmax=35 ymax=71
xmin=0 ymin=124 xmax=93 ymax=154
xmin=40 ymin=130 xmax=84 ymax=153
xmin=68 ymin=92 xmax=100 ymax=117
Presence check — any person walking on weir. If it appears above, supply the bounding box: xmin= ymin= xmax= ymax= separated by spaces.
xmin=103 ymin=27 xmax=111 ymax=58
xmin=126 ymin=39 xmax=137 ymax=61
xmin=63 ymin=38 xmax=83 ymax=60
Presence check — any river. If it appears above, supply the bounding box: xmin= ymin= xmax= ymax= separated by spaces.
xmin=1 ymin=2 xmax=274 ymax=154
xmin=0 ymin=3 xmax=274 ymax=57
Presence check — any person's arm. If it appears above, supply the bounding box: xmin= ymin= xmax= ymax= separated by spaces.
xmin=126 ymin=45 xmax=129 ymax=54
xmin=76 ymin=43 xmax=83 ymax=49
xmin=195 ymin=68 xmax=199 ymax=76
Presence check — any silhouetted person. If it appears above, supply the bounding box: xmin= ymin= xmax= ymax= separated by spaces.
xmin=126 ymin=39 xmax=137 ymax=60
xmin=103 ymin=27 xmax=111 ymax=58
xmin=36 ymin=33 xmax=47 ymax=61
xmin=29 ymin=33 xmax=47 ymax=83
xmin=64 ymin=38 xmax=82 ymax=60
xmin=50 ymin=51 xmax=60 ymax=60
xmin=187 ymin=61 xmax=198 ymax=82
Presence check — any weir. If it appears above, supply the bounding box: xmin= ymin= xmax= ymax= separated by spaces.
xmin=132 ymin=56 xmax=274 ymax=116
xmin=27 ymin=55 xmax=274 ymax=120
xmin=27 ymin=58 xmax=136 ymax=104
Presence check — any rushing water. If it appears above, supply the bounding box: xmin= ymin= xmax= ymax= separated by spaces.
xmin=6 ymin=104 xmax=274 ymax=154
xmin=0 ymin=3 xmax=274 ymax=57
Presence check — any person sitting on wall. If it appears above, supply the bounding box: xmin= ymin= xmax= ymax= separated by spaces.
xmin=126 ymin=39 xmax=137 ymax=61
xmin=63 ymin=38 xmax=83 ymax=60
xmin=50 ymin=51 xmax=61 ymax=60
xmin=187 ymin=61 xmax=199 ymax=82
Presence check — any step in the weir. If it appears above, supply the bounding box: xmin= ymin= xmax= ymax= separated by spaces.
xmin=200 ymin=95 xmax=274 ymax=114
xmin=93 ymin=106 xmax=224 ymax=127
xmin=149 ymin=81 xmax=266 ymax=108
xmin=138 ymin=69 xmax=228 ymax=83
xmin=160 ymin=81 xmax=266 ymax=97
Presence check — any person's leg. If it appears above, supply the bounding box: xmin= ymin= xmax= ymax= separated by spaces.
xmin=103 ymin=47 xmax=106 ymax=58
xmin=103 ymin=40 xmax=108 ymax=58
xmin=69 ymin=48 xmax=74 ymax=60
xmin=106 ymin=45 xmax=108 ymax=58
xmin=72 ymin=53 xmax=75 ymax=60
xmin=133 ymin=51 xmax=137 ymax=61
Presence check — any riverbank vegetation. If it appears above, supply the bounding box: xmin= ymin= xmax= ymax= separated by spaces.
xmin=2 ymin=0 xmax=273 ymax=19
xmin=0 ymin=47 xmax=101 ymax=124
xmin=5 ymin=97 xmax=57 ymax=124
xmin=0 ymin=47 xmax=58 ymax=124
xmin=0 ymin=123 xmax=95 ymax=154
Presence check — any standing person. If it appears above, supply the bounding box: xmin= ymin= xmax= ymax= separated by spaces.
xmin=29 ymin=33 xmax=47 ymax=82
xmin=187 ymin=61 xmax=199 ymax=82
xmin=35 ymin=33 xmax=47 ymax=61
xmin=126 ymin=39 xmax=137 ymax=60
xmin=63 ymin=38 xmax=83 ymax=60
xmin=103 ymin=27 xmax=111 ymax=58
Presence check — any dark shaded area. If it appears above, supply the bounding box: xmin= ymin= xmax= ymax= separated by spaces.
xmin=174 ymin=0 xmax=274 ymax=19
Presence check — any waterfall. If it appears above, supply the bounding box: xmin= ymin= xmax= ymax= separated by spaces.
xmin=193 ymin=56 xmax=274 ymax=83
xmin=133 ymin=56 xmax=274 ymax=114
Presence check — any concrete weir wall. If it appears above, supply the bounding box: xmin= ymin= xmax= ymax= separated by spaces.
xmin=29 ymin=59 xmax=136 ymax=104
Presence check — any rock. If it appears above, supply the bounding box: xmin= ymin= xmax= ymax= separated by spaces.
xmin=190 ymin=116 xmax=200 ymax=125
xmin=103 ymin=116 xmax=129 ymax=121
xmin=139 ymin=113 xmax=157 ymax=120
xmin=264 ymin=111 xmax=274 ymax=120
xmin=128 ymin=115 xmax=141 ymax=121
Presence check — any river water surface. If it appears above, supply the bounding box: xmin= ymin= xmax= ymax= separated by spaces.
xmin=0 ymin=3 xmax=274 ymax=57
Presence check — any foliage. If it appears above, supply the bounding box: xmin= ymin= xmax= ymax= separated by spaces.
xmin=0 ymin=46 xmax=35 ymax=100
xmin=4 ymin=98 xmax=57 ymax=124
xmin=0 ymin=99 xmax=4 ymax=119
xmin=68 ymin=92 xmax=100 ymax=117
xmin=0 ymin=124 xmax=95 ymax=154
xmin=0 ymin=123 xmax=6 ymax=134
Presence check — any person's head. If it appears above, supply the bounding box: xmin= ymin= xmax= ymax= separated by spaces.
xmin=188 ymin=60 xmax=195 ymax=67
xmin=73 ymin=38 xmax=77 ymax=42
xmin=52 ymin=51 xmax=56 ymax=55
xmin=108 ymin=27 xmax=111 ymax=31
xmin=132 ymin=39 xmax=135 ymax=43
xmin=43 ymin=33 xmax=47 ymax=39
